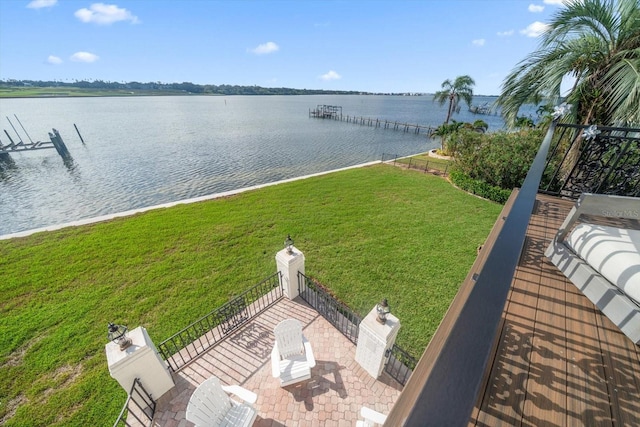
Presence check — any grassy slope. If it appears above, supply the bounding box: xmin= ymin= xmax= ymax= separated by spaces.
xmin=0 ymin=164 xmax=502 ymax=426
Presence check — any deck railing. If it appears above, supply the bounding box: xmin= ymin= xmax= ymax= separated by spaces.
xmin=297 ymin=271 xmax=418 ymax=386
xmin=541 ymin=123 xmax=640 ymax=199
xmin=112 ymin=378 xmax=156 ymax=427
xmin=157 ymin=272 xmax=283 ymax=371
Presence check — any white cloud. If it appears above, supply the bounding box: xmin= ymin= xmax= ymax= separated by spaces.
xmin=75 ymin=3 xmax=139 ymax=25
xmin=543 ymin=0 xmax=567 ymax=5
xmin=497 ymin=30 xmax=515 ymax=37
xmin=250 ymin=42 xmax=280 ymax=55
xmin=70 ymin=52 xmax=99 ymax=63
xmin=528 ymin=4 xmax=544 ymax=12
xmin=472 ymin=39 xmax=486 ymax=47
xmin=47 ymin=55 xmax=63 ymax=64
xmin=521 ymin=21 xmax=549 ymax=37
xmin=27 ymin=0 xmax=57 ymax=9
xmin=320 ymin=70 xmax=341 ymax=81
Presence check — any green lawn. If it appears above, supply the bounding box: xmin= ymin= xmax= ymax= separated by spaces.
xmin=0 ymin=164 xmax=503 ymax=426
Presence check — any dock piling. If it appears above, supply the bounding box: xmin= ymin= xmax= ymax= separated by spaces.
xmin=49 ymin=129 xmax=73 ymax=162
xmin=74 ymin=124 xmax=86 ymax=145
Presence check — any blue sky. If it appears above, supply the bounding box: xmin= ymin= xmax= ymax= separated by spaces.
xmin=0 ymin=0 xmax=568 ymax=95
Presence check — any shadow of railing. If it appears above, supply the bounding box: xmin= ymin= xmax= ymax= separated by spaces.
xmin=157 ymin=272 xmax=283 ymax=372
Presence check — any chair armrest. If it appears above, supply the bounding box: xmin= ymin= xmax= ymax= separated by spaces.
xmin=302 ymin=335 xmax=315 ymax=368
xmin=361 ymin=406 xmax=388 ymax=424
xmin=271 ymin=343 xmax=280 ymax=378
xmin=221 ymin=384 xmax=258 ymax=405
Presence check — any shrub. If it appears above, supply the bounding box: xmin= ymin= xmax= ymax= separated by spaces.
xmin=450 ymin=170 xmax=512 ymax=204
xmin=452 ymin=128 xmax=545 ymax=190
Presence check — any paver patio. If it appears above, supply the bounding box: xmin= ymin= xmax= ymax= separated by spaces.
xmin=152 ymin=296 xmax=403 ymax=426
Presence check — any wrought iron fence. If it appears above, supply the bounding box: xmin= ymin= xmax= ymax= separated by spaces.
xmin=382 ymin=153 xmax=450 ymax=176
xmin=297 ymin=272 xmax=361 ymax=344
xmin=157 ymin=272 xmax=283 ymax=371
xmin=297 ymin=271 xmax=417 ymax=386
xmin=113 ymin=378 xmax=156 ymax=427
xmin=384 ymin=344 xmax=416 ymax=386
xmin=541 ymin=124 xmax=640 ymax=199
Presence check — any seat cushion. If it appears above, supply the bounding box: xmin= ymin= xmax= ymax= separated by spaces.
xmin=567 ymin=224 xmax=640 ymax=304
xmin=221 ymin=403 xmax=257 ymax=427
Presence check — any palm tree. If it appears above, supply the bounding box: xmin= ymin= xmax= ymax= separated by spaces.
xmin=433 ymin=75 xmax=476 ymax=124
xmin=431 ymin=120 xmax=465 ymax=154
xmin=497 ymin=0 xmax=640 ymax=127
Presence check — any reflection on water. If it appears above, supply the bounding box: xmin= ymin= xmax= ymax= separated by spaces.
xmin=0 ymin=95 xmax=509 ymax=235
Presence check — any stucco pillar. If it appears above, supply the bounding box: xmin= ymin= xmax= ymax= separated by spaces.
xmin=275 ymin=246 xmax=305 ymax=300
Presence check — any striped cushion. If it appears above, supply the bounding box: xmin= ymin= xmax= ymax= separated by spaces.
xmin=567 ymin=224 xmax=640 ymax=304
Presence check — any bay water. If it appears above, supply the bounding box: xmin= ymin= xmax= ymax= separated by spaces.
xmin=0 ymin=94 xmax=507 ymax=235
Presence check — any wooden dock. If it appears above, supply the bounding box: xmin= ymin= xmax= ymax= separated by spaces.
xmin=1 ymin=115 xmax=74 ymax=167
xmin=309 ymin=105 xmax=434 ymax=136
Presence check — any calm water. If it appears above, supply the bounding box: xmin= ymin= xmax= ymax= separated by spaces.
xmin=0 ymin=95 xmax=506 ymax=235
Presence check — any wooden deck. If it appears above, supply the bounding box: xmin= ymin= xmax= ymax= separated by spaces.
xmin=471 ymin=194 xmax=640 ymax=426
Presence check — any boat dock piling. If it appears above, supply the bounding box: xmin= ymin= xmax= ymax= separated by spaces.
xmin=74 ymin=123 xmax=86 ymax=145
xmin=309 ymin=105 xmax=434 ymax=136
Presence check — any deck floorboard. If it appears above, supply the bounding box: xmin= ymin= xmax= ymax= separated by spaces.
xmin=472 ymin=194 xmax=640 ymax=427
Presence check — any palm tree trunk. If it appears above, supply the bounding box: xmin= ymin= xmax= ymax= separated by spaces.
xmin=445 ymin=95 xmax=454 ymax=124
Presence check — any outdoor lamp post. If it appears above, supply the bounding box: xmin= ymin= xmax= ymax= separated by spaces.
xmin=285 ymin=234 xmax=294 ymax=255
xmin=108 ymin=322 xmax=132 ymax=350
xmin=376 ymin=298 xmax=390 ymax=324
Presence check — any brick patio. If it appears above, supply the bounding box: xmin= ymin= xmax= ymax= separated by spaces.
xmin=152 ymin=296 xmax=402 ymax=426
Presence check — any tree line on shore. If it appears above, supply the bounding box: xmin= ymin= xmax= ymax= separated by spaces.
xmin=0 ymin=79 xmax=380 ymax=96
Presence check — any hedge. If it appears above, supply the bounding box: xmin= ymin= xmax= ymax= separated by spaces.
xmin=449 ymin=170 xmax=513 ymax=204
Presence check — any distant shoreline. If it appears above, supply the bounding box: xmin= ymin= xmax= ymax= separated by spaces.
xmin=0 ymin=81 xmax=499 ymax=98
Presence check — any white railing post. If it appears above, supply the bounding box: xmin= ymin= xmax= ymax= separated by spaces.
xmin=355 ymin=305 xmax=401 ymax=378
xmin=106 ymin=326 xmax=174 ymax=400
xmin=276 ymin=245 xmax=305 ymax=300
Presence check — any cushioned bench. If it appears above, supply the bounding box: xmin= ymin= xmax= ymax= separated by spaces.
xmin=545 ymin=193 xmax=640 ymax=345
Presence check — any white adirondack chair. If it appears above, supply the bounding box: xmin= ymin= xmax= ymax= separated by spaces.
xmin=186 ymin=376 xmax=258 ymax=427
xmin=271 ymin=318 xmax=315 ymax=387
xmin=355 ymin=406 xmax=388 ymax=427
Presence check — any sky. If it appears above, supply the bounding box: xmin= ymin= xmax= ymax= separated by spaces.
xmin=0 ymin=0 xmax=570 ymax=95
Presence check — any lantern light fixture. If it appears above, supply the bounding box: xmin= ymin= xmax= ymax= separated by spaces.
xmin=285 ymin=234 xmax=294 ymax=255
xmin=108 ymin=322 xmax=132 ymax=351
xmin=376 ymin=298 xmax=391 ymax=324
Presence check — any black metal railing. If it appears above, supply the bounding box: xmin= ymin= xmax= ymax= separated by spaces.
xmin=113 ymin=378 xmax=156 ymax=427
xmin=384 ymin=344 xmax=416 ymax=386
xmin=297 ymin=271 xmax=418 ymax=386
xmin=382 ymin=153 xmax=450 ymax=176
xmin=541 ymin=123 xmax=640 ymax=199
xmin=157 ymin=272 xmax=283 ymax=371
xmin=297 ymin=272 xmax=361 ymax=344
